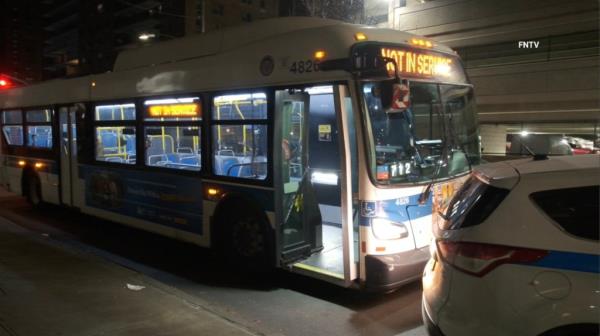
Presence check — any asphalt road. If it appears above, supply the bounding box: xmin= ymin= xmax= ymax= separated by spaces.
xmin=0 ymin=193 xmax=427 ymax=336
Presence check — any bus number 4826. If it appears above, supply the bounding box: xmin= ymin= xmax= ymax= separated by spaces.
xmin=289 ymin=60 xmax=319 ymax=74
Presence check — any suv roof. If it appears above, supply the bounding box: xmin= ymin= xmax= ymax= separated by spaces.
xmin=506 ymin=154 xmax=599 ymax=176
xmin=475 ymin=154 xmax=599 ymax=189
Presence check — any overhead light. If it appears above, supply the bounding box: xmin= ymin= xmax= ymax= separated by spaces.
xmin=520 ymin=131 xmax=529 ymax=137
xmin=138 ymin=33 xmax=156 ymax=41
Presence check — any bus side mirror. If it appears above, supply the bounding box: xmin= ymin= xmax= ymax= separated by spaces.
xmin=380 ymin=79 xmax=411 ymax=113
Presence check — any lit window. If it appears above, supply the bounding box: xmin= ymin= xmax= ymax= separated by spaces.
xmin=212 ymin=92 xmax=268 ymax=180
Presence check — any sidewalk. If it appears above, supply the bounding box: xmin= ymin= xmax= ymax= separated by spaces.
xmin=0 ymin=211 xmax=258 ymax=336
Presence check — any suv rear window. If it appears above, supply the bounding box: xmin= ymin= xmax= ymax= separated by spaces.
xmin=530 ymin=186 xmax=599 ymax=241
xmin=442 ymin=176 xmax=510 ymax=230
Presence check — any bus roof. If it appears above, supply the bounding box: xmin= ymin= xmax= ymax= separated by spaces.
xmin=0 ymin=17 xmax=459 ymax=109
xmin=113 ymin=17 xmax=454 ymax=72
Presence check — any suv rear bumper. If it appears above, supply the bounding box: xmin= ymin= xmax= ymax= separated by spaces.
xmin=364 ymin=246 xmax=429 ymax=291
xmin=422 ymin=300 xmax=446 ymax=336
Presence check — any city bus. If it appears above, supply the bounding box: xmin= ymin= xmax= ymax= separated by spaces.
xmin=0 ymin=17 xmax=479 ymax=291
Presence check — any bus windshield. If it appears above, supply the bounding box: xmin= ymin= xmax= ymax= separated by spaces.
xmin=362 ymin=81 xmax=480 ymax=185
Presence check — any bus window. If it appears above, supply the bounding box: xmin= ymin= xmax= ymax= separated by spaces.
xmin=26 ymin=109 xmax=52 ymax=123
xmin=145 ymin=126 xmax=201 ymax=171
xmin=212 ymin=92 xmax=268 ymax=179
xmin=27 ymin=126 xmax=53 ymax=149
xmin=95 ymin=127 xmax=136 ymax=164
xmin=142 ymin=96 xmax=202 ymax=171
xmin=94 ymin=103 xmax=137 ymax=164
xmin=26 ymin=109 xmax=53 ymax=149
xmin=2 ymin=110 xmax=23 ymax=124
xmin=1 ymin=110 xmax=23 ymax=146
xmin=95 ymin=104 xmax=136 ymax=121
xmin=213 ymin=93 xmax=267 ymax=120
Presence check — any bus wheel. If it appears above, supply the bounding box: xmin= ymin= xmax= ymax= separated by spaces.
xmin=25 ymin=174 xmax=43 ymax=207
xmin=225 ymin=208 xmax=271 ymax=271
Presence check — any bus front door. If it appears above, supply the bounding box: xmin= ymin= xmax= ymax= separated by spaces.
xmin=275 ymin=85 xmax=358 ymax=287
xmin=275 ymin=90 xmax=323 ymax=263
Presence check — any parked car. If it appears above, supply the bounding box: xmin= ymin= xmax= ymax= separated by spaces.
xmin=422 ymin=154 xmax=599 ymax=336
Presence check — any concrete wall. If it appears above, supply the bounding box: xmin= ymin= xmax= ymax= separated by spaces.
xmin=390 ymin=0 xmax=599 ymax=125
xmin=479 ymin=124 xmax=507 ymax=155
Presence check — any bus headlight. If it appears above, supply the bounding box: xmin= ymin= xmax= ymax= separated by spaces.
xmin=372 ymin=218 xmax=409 ymax=240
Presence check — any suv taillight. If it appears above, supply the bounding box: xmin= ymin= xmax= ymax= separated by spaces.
xmin=437 ymin=240 xmax=548 ymax=277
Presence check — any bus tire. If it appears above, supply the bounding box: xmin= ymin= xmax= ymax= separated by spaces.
xmin=220 ymin=204 xmax=273 ymax=273
xmin=24 ymin=172 xmax=43 ymax=208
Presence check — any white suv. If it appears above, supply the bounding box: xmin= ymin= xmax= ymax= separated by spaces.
xmin=422 ymin=154 xmax=599 ymax=336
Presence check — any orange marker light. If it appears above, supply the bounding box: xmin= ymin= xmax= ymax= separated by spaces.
xmin=410 ymin=38 xmax=433 ymax=48
xmin=207 ymin=188 xmax=219 ymax=196
xmin=18 ymin=160 xmax=26 ymax=167
xmin=354 ymin=32 xmax=367 ymax=41
xmin=314 ymin=50 xmax=326 ymax=60
xmin=34 ymin=162 xmax=44 ymax=169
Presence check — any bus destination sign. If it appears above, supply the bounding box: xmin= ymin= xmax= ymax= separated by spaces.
xmin=381 ymin=48 xmax=453 ymax=78
xmin=375 ymin=46 xmax=466 ymax=83
xmin=147 ymin=103 xmax=201 ymax=118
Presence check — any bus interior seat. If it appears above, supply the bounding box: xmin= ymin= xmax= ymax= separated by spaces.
xmin=147 ymin=135 xmax=176 ymax=165
xmin=221 ymin=157 xmax=240 ymax=176
xmin=180 ymin=155 xmax=200 ymax=166
xmin=105 ymin=157 xmax=124 ymax=163
xmin=124 ymin=135 xmax=136 ymax=154
xmin=177 ymin=147 xmax=193 ymax=154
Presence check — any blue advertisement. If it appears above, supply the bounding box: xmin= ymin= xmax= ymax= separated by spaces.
xmin=81 ymin=165 xmax=203 ymax=234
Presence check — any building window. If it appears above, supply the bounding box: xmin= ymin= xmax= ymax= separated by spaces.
xmin=212 ymin=92 xmax=268 ymax=179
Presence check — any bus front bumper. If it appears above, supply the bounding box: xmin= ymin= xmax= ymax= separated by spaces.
xmin=364 ymin=246 xmax=430 ymax=292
